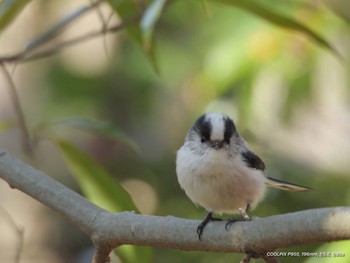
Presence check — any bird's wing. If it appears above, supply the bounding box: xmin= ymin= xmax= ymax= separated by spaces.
xmin=241 ymin=150 xmax=266 ymax=171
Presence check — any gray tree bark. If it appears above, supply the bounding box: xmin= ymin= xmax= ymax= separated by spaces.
xmin=0 ymin=149 xmax=349 ymax=263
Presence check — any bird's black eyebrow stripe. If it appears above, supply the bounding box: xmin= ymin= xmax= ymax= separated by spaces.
xmin=241 ymin=151 xmax=265 ymax=171
xmin=193 ymin=115 xmax=211 ymax=140
xmin=223 ymin=117 xmax=236 ymax=142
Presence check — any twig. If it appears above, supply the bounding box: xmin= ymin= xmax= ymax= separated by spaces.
xmin=0 ymin=64 xmax=32 ymax=153
xmin=90 ymin=0 xmax=113 ymax=60
xmin=240 ymin=254 xmax=252 ymax=263
xmin=24 ymin=1 xmax=102 ymax=53
xmin=0 ymin=206 xmax=24 ymax=263
xmin=91 ymin=245 xmax=113 ymax=263
xmin=239 ymin=253 xmax=281 ymax=263
xmin=91 ymin=0 xmax=108 ymax=31
xmin=0 ymin=16 xmax=139 ymax=64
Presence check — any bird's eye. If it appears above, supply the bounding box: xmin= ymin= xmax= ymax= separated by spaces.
xmin=201 ymin=137 xmax=206 ymax=143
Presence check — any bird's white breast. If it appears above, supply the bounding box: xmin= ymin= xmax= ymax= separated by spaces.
xmin=176 ymin=146 xmax=266 ymax=214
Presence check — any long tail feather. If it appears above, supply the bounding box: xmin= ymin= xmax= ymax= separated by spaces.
xmin=265 ymin=177 xmax=312 ymax=192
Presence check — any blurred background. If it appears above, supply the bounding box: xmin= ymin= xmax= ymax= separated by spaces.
xmin=0 ymin=0 xmax=350 ymax=262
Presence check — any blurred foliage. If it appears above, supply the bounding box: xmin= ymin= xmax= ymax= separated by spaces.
xmin=57 ymin=140 xmax=152 ymax=263
xmin=0 ymin=0 xmax=350 ymax=263
xmin=0 ymin=0 xmax=30 ymax=32
xmin=57 ymin=139 xmax=138 ymax=213
xmin=0 ymin=120 xmax=14 ymax=132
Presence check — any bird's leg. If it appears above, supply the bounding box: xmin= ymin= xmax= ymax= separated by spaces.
xmin=197 ymin=211 xmax=222 ymax=240
xmin=225 ymin=204 xmax=251 ymax=230
xmin=238 ymin=206 xmax=250 ymax=220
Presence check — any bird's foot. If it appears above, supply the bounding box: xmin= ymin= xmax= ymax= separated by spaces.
xmin=225 ymin=207 xmax=251 ymax=231
xmin=197 ymin=212 xmax=222 ymax=240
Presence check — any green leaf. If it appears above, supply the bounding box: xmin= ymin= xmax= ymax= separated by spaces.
xmin=0 ymin=0 xmax=31 ymax=33
xmin=140 ymin=0 xmax=167 ymax=50
xmin=57 ymin=140 xmax=138 ymax=212
xmin=211 ymin=0 xmax=342 ymax=60
xmin=108 ymin=0 xmax=141 ymax=41
xmin=56 ymin=140 xmax=153 ymax=263
xmin=106 ymin=0 xmax=159 ymax=73
xmin=36 ymin=118 xmax=140 ymax=155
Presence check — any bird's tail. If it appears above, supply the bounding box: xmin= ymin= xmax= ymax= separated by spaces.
xmin=265 ymin=177 xmax=312 ymax=192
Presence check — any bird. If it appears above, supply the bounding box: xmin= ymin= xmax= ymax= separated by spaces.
xmin=176 ymin=112 xmax=311 ymax=240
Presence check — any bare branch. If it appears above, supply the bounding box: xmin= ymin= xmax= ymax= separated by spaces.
xmin=0 ymin=206 xmax=24 ymax=263
xmin=0 ymin=16 xmax=139 ymax=64
xmin=0 ymin=148 xmax=350 ymax=263
xmin=91 ymin=245 xmax=113 ymax=263
xmin=0 ymin=64 xmax=32 ymax=153
xmin=24 ymin=1 xmax=102 ymax=53
xmin=239 ymin=253 xmax=281 ymax=263
xmin=91 ymin=0 xmax=108 ymax=31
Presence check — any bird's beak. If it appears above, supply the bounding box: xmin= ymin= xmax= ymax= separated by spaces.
xmin=210 ymin=141 xmax=223 ymax=149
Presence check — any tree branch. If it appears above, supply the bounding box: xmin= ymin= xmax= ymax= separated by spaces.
xmin=0 ymin=16 xmax=139 ymax=64
xmin=0 ymin=148 xmax=350 ymax=263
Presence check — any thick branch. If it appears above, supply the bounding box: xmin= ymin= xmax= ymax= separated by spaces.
xmin=89 ymin=208 xmax=350 ymax=254
xmin=0 ymin=149 xmax=104 ymax=237
xmin=0 ymin=149 xmax=350 ymax=260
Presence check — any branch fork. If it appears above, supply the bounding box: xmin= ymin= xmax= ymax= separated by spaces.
xmin=0 ymin=149 xmax=350 ymax=263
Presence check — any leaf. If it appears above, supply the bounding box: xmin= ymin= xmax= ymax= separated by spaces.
xmin=0 ymin=0 xmax=31 ymax=33
xmin=56 ymin=140 xmax=153 ymax=263
xmin=108 ymin=0 xmax=141 ymax=41
xmin=57 ymin=140 xmax=138 ymax=212
xmin=36 ymin=118 xmax=140 ymax=155
xmin=140 ymin=0 xmax=167 ymax=50
xmin=106 ymin=0 xmax=159 ymax=73
xmin=211 ymin=0 xmax=342 ymax=60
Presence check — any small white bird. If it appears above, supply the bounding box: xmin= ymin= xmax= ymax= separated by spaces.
xmin=176 ymin=112 xmax=311 ymax=240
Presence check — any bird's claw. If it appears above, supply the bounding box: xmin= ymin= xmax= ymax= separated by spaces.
xmin=225 ymin=207 xmax=251 ymax=231
xmin=197 ymin=223 xmax=205 ymax=241
xmin=197 ymin=212 xmax=222 ymax=240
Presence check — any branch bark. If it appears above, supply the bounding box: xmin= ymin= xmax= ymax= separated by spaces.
xmin=0 ymin=148 xmax=350 ymax=263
